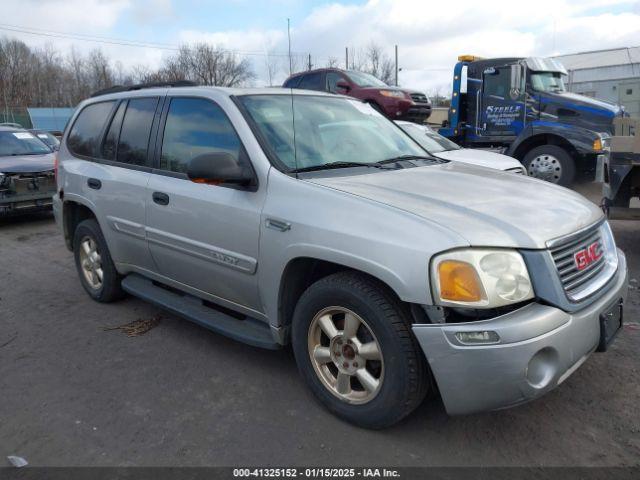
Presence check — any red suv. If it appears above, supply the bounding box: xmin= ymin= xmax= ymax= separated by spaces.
xmin=283 ymin=68 xmax=431 ymax=123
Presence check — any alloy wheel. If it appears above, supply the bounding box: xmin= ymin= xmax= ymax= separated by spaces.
xmin=79 ymin=236 xmax=103 ymax=290
xmin=307 ymin=307 xmax=384 ymax=404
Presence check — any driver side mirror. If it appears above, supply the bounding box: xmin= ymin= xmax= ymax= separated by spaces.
xmin=336 ymin=80 xmax=351 ymax=93
xmin=187 ymin=152 xmax=254 ymax=187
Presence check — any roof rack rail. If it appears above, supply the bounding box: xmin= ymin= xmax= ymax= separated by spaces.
xmin=90 ymin=80 xmax=199 ymax=98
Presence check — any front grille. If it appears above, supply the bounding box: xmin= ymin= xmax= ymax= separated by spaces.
xmin=410 ymin=93 xmax=429 ymax=104
xmin=549 ymin=225 xmax=607 ymax=298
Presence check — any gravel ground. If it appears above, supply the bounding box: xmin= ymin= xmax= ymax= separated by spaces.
xmin=0 ymin=184 xmax=638 ymax=467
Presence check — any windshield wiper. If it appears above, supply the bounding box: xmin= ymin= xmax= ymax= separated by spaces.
xmin=290 ymin=161 xmax=394 ymax=173
xmin=378 ymin=154 xmax=436 ymax=165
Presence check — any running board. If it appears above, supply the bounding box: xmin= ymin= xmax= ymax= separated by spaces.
xmin=121 ymin=274 xmax=280 ymax=350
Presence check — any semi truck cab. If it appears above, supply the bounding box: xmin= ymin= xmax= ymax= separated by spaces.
xmin=440 ymin=55 xmax=624 ymax=186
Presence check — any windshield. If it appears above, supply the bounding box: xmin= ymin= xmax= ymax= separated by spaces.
xmin=0 ymin=131 xmax=52 ymax=156
xmin=346 ymin=70 xmax=387 ymax=88
xmin=32 ymin=131 xmax=60 ymax=149
xmin=530 ymin=72 xmax=566 ymax=93
xmin=398 ymin=123 xmax=460 ymax=153
xmin=238 ymin=95 xmax=426 ymax=172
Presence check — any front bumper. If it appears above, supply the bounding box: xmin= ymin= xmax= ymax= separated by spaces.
xmin=0 ymin=191 xmax=55 ymax=215
xmin=413 ymin=249 xmax=628 ymax=415
xmin=398 ymin=104 xmax=432 ymax=123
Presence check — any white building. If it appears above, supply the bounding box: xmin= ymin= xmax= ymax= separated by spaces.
xmin=553 ymin=47 xmax=640 ymax=116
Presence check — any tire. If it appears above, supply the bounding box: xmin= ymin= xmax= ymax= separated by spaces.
xmin=73 ymin=218 xmax=124 ymax=303
xmin=523 ymin=145 xmax=575 ymax=186
xmin=291 ymin=271 xmax=430 ymax=429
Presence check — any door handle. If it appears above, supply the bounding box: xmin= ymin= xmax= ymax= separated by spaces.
xmin=265 ymin=218 xmax=291 ymax=232
xmin=87 ymin=178 xmax=102 ymax=190
xmin=152 ymin=191 xmax=170 ymax=206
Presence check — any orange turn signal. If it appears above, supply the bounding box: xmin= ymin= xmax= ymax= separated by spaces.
xmin=593 ymin=138 xmax=603 ymax=152
xmin=438 ymin=260 xmax=485 ymax=302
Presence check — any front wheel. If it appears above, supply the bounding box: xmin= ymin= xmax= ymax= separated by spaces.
xmin=523 ymin=145 xmax=575 ymax=186
xmin=291 ymin=272 xmax=430 ymax=429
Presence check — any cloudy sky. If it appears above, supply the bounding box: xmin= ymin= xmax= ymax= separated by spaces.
xmin=3 ymin=0 xmax=640 ymax=93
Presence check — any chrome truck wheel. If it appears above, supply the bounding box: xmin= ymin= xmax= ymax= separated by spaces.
xmin=523 ymin=145 xmax=575 ymax=186
xmin=527 ymin=154 xmax=562 ymax=183
xmin=291 ymin=272 xmax=430 ymax=428
xmin=308 ymin=307 xmax=384 ymax=404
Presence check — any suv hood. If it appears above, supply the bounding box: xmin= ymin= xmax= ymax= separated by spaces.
xmin=0 ymin=153 xmax=55 ymax=174
xmin=307 ymin=162 xmax=603 ymax=249
xmin=433 ymin=148 xmax=523 ymax=171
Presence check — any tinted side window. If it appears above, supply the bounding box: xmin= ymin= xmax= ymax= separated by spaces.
xmin=67 ymin=101 xmax=115 ymax=157
xmin=327 ymin=72 xmax=346 ymax=93
xmin=298 ymin=72 xmax=324 ymax=91
xmin=160 ymin=97 xmax=242 ymax=174
xmin=117 ymin=97 xmax=159 ymax=166
xmin=283 ymin=76 xmax=302 ymax=88
xmin=101 ymin=101 xmax=126 ymax=160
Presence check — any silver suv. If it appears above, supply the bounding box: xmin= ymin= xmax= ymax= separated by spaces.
xmin=54 ymin=84 xmax=628 ymax=428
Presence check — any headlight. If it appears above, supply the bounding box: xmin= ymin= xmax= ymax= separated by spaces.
xmin=379 ymin=90 xmax=405 ymax=98
xmin=431 ymin=249 xmax=534 ymax=308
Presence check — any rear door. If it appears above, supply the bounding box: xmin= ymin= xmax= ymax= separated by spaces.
xmin=145 ymin=96 xmax=264 ymax=312
xmin=65 ymin=97 xmax=161 ymax=271
xmin=480 ymin=65 xmax=525 ymax=138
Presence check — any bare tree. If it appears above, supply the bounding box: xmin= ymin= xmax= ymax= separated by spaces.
xmin=365 ymin=43 xmax=394 ymax=84
xmin=326 ymin=56 xmax=340 ymax=68
xmin=0 ymin=36 xmax=256 ymax=111
xmin=264 ymin=50 xmax=280 ymax=86
xmin=162 ymin=43 xmax=254 ymax=87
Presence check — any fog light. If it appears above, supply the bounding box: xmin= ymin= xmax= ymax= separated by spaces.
xmin=526 ymin=348 xmax=558 ymax=388
xmin=455 ymin=331 xmax=500 ymax=345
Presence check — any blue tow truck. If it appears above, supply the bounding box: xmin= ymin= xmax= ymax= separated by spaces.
xmin=439 ymin=55 xmax=626 ymax=186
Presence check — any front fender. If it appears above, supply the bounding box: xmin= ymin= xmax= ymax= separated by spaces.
xmin=507 ymin=121 xmax=601 ymax=157
xmin=257 ymin=169 xmax=469 ymax=330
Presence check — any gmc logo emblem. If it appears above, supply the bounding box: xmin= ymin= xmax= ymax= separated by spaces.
xmin=574 ymin=241 xmax=602 ymax=270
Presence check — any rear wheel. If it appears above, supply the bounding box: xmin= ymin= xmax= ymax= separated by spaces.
xmin=291 ymin=272 xmax=429 ymax=429
xmin=523 ymin=145 xmax=575 ymax=186
xmin=73 ymin=218 xmax=124 ymax=302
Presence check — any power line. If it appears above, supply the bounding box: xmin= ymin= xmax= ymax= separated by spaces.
xmin=0 ymin=22 xmax=409 ymax=67
xmin=0 ymin=23 xmax=303 ymax=57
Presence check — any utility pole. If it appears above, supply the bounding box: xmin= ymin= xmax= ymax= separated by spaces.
xmin=308 ymin=54 xmax=312 ymax=71
xmin=345 ymin=47 xmax=349 ymax=69
xmin=287 ymin=18 xmax=292 ymax=75
xmin=394 ymin=45 xmax=399 ymax=86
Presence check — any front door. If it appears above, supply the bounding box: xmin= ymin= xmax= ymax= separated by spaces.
xmin=145 ymin=96 xmax=265 ymax=312
xmin=480 ymin=65 xmax=525 ymax=138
